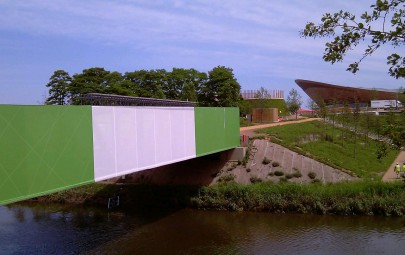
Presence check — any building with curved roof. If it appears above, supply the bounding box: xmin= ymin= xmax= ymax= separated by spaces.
xmin=295 ymin=79 xmax=401 ymax=106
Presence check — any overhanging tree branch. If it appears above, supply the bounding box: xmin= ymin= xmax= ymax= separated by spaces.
xmin=300 ymin=0 xmax=405 ymax=78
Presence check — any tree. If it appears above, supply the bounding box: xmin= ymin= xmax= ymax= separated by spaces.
xmin=286 ymin=88 xmax=303 ymax=119
xmin=164 ymin=68 xmax=207 ymax=101
xmin=306 ymin=98 xmax=318 ymax=117
xmin=255 ymin=87 xmax=271 ymax=99
xmin=69 ymin=67 xmax=111 ymax=104
xmin=352 ymin=101 xmax=361 ymax=158
xmin=238 ymin=98 xmax=252 ymax=116
xmin=104 ymin=71 xmax=135 ymax=96
xmin=317 ymin=99 xmax=329 ymax=139
xmin=124 ymin=70 xmax=166 ymax=99
xmin=199 ymin=66 xmax=241 ymax=107
xmin=45 ymin=70 xmax=72 ymax=105
xmin=301 ymin=0 xmax=405 ymax=78
xmin=341 ymin=102 xmax=352 ymax=147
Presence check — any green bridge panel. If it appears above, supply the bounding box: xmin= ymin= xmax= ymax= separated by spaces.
xmin=194 ymin=107 xmax=240 ymax=157
xmin=0 ymin=105 xmax=94 ymax=205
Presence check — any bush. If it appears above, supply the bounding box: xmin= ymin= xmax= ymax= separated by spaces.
xmin=268 ymin=172 xmax=274 ymax=176
xmin=308 ymin=171 xmax=316 ymax=179
xmin=250 ymin=176 xmax=263 ymax=183
xmin=279 ymin=177 xmax=288 ymax=183
xmin=292 ymin=171 xmax=302 ymax=178
xmin=274 ymin=170 xmax=284 ymax=176
xmin=272 ymin=161 xmax=280 ymax=167
xmin=246 ymin=168 xmax=251 ymax=173
xmin=285 ymin=173 xmax=294 ymax=179
xmin=262 ymin=157 xmax=271 ymax=165
xmin=218 ymin=174 xmax=236 ymax=183
xmin=311 ymin=179 xmax=321 ymax=184
xmin=227 ymin=163 xmax=237 ymax=171
xmin=325 ymin=134 xmax=334 ymax=142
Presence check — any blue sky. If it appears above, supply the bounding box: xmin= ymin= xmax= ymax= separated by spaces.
xmin=0 ymin=0 xmax=403 ymax=105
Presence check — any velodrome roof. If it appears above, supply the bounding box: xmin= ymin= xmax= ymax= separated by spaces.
xmin=295 ymin=79 xmax=400 ymax=105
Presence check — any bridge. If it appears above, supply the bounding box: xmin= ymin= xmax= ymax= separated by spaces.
xmin=0 ymin=105 xmax=239 ymax=205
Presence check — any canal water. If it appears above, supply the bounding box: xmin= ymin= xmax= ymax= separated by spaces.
xmin=1 ymin=204 xmax=405 ymax=255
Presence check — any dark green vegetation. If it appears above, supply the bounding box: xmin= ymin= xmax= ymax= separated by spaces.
xmin=33 ymin=181 xmax=405 ymax=216
xmin=259 ymin=120 xmax=398 ymax=179
xmin=45 ymin=66 xmax=240 ymax=107
xmin=193 ymin=181 xmax=405 ymax=216
xmin=239 ymin=98 xmax=287 ymax=116
xmin=240 ymin=117 xmax=254 ymax=127
xmin=301 ymin=0 xmax=405 ymax=78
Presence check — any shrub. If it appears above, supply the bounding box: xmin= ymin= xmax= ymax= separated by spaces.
xmin=285 ymin=173 xmax=294 ymax=179
xmin=325 ymin=134 xmax=334 ymax=142
xmin=268 ymin=172 xmax=274 ymax=176
xmin=292 ymin=171 xmax=302 ymax=178
xmin=272 ymin=161 xmax=280 ymax=167
xmin=279 ymin=177 xmax=288 ymax=183
xmin=227 ymin=163 xmax=238 ymax=171
xmin=262 ymin=157 xmax=271 ymax=165
xmin=311 ymin=179 xmax=321 ymax=184
xmin=274 ymin=170 xmax=284 ymax=176
xmin=250 ymin=176 xmax=263 ymax=183
xmin=218 ymin=174 xmax=236 ymax=183
xmin=308 ymin=171 xmax=316 ymax=179
xmin=246 ymin=168 xmax=251 ymax=173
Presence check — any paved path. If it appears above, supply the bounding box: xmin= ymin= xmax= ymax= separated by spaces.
xmin=382 ymin=149 xmax=405 ymax=182
xmin=240 ymin=118 xmax=320 ymax=137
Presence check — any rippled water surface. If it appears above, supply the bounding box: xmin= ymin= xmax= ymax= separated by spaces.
xmin=1 ymin=204 xmax=405 ymax=255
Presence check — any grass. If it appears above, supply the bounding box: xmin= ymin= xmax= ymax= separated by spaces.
xmin=257 ymin=120 xmax=398 ymax=179
xmin=240 ymin=117 xmax=254 ymax=127
xmin=30 ymin=179 xmax=405 ymax=217
xmin=191 ymin=180 xmax=405 ymax=216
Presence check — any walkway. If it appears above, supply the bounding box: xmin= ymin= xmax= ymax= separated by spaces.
xmin=382 ymin=149 xmax=405 ymax=182
xmin=240 ymin=118 xmax=320 ymax=137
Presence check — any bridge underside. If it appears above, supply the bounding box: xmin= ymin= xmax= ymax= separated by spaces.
xmin=0 ymin=105 xmax=239 ymax=205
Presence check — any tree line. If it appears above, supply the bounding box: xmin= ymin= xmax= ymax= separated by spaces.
xmin=45 ymin=66 xmax=241 ymax=107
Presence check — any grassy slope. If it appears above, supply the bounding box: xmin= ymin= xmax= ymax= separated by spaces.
xmin=257 ymin=120 xmax=398 ymax=179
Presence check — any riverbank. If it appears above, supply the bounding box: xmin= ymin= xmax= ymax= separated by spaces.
xmin=22 ymin=119 xmax=403 ymax=217
xmin=27 ymin=180 xmax=405 ymax=217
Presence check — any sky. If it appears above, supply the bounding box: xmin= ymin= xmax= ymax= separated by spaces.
xmin=0 ymin=0 xmax=403 ymax=105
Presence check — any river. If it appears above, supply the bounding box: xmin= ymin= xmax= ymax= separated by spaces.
xmin=1 ymin=204 xmax=405 ymax=255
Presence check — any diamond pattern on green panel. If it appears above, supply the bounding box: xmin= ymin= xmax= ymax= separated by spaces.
xmin=194 ymin=107 xmax=240 ymax=157
xmin=0 ymin=105 xmax=94 ymax=205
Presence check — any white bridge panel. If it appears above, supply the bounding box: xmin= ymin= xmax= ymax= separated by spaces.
xmin=92 ymin=106 xmax=196 ymax=181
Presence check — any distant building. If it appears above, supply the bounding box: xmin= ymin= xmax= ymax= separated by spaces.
xmin=240 ymin=89 xmax=284 ymax=100
xmin=295 ymin=79 xmax=401 ymax=107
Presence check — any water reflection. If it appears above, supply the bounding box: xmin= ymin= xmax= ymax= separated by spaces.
xmin=1 ymin=205 xmax=405 ymax=255
xmin=88 ymin=210 xmax=405 ymax=255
